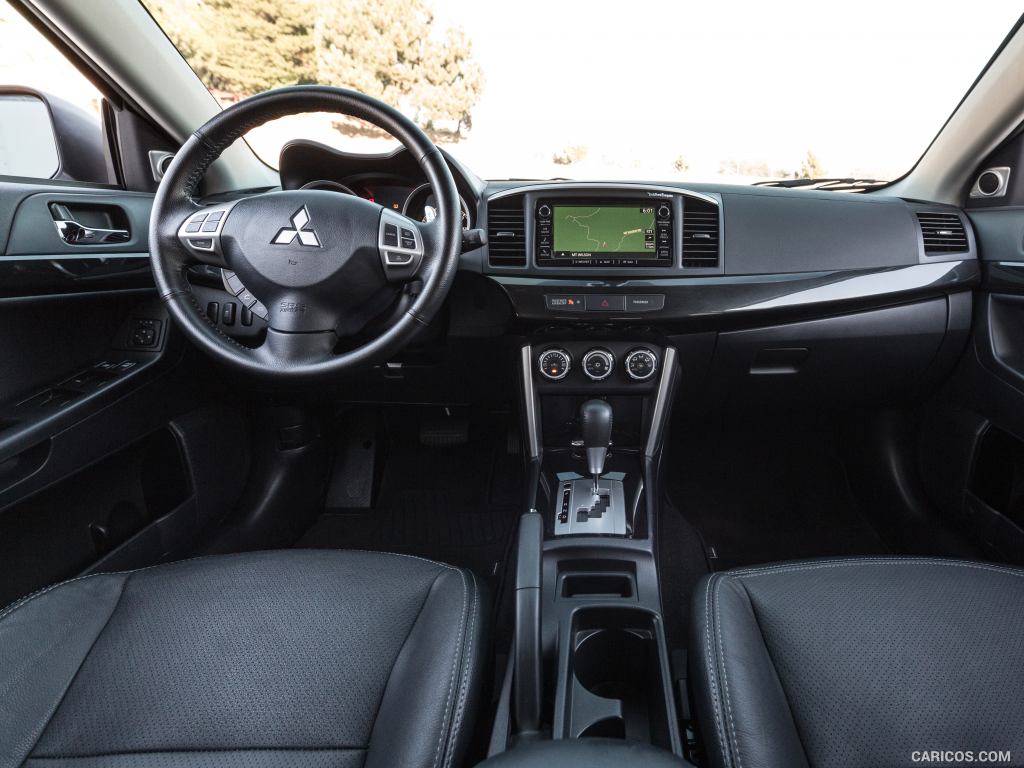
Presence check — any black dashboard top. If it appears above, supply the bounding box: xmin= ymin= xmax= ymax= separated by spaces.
xmin=271 ymin=140 xmax=979 ymax=327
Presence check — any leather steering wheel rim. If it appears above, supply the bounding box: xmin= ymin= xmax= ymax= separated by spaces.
xmin=149 ymin=85 xmax=462 ymax=382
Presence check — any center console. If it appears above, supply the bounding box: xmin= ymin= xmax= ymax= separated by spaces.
xmin=487 ymin=335 xmax=686 ymax=763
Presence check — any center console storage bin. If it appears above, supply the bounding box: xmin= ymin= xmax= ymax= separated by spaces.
xmin=556 ymin=606 xmax=677 ymax=751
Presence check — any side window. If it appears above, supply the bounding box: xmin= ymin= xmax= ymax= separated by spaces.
xmin=0 ymin=4 xmax=110 ymax=183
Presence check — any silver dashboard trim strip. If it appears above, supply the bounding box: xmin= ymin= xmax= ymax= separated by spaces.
xmin=645 ymin=346 xmax=678 ymax=459
xmin=728 ymin=261 xmax=964 ymax=311
xmin=521 ymin=344 xmax=541 ymax=460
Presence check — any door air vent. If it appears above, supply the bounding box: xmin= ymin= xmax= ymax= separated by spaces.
xmin=682 ymin=197 xmax=720 ymax=268
xmin=916 ymin=212 xmax=968 ymax=255
xmin=486 ymin=196 xmax=527 ymax=267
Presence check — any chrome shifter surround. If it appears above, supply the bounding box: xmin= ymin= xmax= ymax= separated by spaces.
xmin=554 ymin=477 xmax=627 ymax=536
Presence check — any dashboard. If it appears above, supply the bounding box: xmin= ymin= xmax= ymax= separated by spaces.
xmin=262 ymin=138 xmax=980 ymax=411
xmin=0 ymin=138 xmax=984 ymax=415
xmin=268 ymin=139 xmax=980 ymax=332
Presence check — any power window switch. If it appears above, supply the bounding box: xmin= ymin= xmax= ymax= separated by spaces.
xmin=222 ymin=302 xmax=236 ymax=326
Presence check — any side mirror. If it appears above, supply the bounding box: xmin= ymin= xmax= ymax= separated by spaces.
xmin=0 ymin=86 xmax=109 ymax=183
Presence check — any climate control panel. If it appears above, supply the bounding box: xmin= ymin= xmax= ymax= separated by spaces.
xmin=535 ymin=342 xmax=663 ymax=391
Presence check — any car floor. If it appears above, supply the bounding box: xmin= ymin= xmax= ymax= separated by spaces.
xmin=657 ymin=415 xmax=894 ymax=651
xmin=295 ymin=407 xmax=523 ymax=588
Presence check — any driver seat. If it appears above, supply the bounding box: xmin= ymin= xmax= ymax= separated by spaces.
xmin=0 ymin=549 xmax=484 ymax=767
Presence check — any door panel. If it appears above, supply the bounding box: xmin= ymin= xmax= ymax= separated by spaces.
xmin=0 ymin=178 xmax=248 ymax=603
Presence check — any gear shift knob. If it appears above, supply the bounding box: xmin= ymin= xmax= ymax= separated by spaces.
xmin=580 ymin=399 xmax=613 ymax=482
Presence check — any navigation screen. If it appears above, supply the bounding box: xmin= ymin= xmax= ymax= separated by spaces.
xmin=552 ymin=205 xmax=656 ymax=258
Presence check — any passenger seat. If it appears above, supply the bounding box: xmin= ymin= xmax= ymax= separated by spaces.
xmin=690 ymin=558 xmax=1024 ymax=768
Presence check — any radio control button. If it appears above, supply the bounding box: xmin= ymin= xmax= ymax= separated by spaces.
xmin=538 ymin=204 xmax=552 ymax=218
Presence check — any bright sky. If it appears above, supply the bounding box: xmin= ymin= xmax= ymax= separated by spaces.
xmin=423 ymin=0 xmax=1022 ymax=181
xmin=2 ymin=1 xmax=1020 ymax=183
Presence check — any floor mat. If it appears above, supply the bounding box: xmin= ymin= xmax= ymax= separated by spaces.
xmin=296 ymin=409 xmax=522 ymax=583
xmin=664 ymin=420 xmax=890 ymax=574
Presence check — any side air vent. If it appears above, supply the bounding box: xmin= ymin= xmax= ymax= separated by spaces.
xmin=916 ymin=212 xmax=968 ymax=255
xmin=487 ymin=196 xmax=527 ymax=267
xmin=681 ymin=197 xmax=720 ymax=268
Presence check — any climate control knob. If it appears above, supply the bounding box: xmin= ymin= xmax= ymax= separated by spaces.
xmin=582 ymin=348 xmax=615 ymax=381
xmin=625 ymin=348 xmax=658 ymax=381
xmin=538 ymin=348 xmax=571 ymax=380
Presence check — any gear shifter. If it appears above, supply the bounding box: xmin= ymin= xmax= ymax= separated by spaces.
xmin=554 ymin=399 xmax=625 ymax=536
xmin=580 ymin=399 xmax=613 ymax=492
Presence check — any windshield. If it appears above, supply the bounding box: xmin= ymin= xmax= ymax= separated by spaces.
xmin=144 ymin=0 xmax=1021 ymax=183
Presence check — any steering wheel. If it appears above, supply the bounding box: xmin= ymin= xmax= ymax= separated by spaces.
xmin=149 ymin=86 xmax=462 ymax=381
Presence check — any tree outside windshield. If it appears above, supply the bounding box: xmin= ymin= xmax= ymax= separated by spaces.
xmin=144 ymin=0 xmax=1021 ymax=184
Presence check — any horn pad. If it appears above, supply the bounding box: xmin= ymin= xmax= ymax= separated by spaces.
xmin=219 ymin=190 xmax=386 ymax=331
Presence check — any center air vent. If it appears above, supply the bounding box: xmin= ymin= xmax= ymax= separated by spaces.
xmin=486 ymin=196 xmax=526 ymax=267
xmin=916 ymin=212 xmax=968 ymax=255
xmin=682 ymin=197 xmax=720 ymax=268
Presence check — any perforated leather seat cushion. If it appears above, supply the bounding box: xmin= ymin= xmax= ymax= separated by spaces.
xmin=0 ymin=550 xmax=484 ymax=768
xmin=691 ymin=558 xmax=1024 ymax=768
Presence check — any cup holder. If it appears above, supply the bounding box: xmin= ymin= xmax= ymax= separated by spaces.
xmin=562 ymin=609 xmax=674 ymax=750
xmin=573 ymin=629 xmax=649 ymax=700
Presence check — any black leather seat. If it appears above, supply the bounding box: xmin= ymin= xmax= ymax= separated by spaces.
xmin=0 ymin=549 xmax=484 ymax=768
xmin=691 ymin=558 xmax=1024 ymax=768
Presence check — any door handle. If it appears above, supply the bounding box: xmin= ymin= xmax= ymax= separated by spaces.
xmin=53 ymin=219 xmax=130 ymax=244
xmin=49 ymin=203 xmax=131 ymax=245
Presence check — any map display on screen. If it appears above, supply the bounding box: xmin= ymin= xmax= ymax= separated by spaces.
xmin=552 ymin=205 xmax=656 ymax=256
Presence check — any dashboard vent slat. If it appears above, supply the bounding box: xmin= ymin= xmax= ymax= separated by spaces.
xmin=486 ymin=196 xmax=527 ymax=267
xmin=682 ymin=197 xmax=721 ymax=268
xmin=916 ymin=212 xmax=968 ymax=255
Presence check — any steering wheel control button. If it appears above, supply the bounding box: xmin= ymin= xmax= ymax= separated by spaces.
xmin=378 ymin=209 xmax=424 ymax=279
xmin=237 ymin=289 xmax=258 ymax=308
xmin=585 ymin=294 xmax=625 ymax=312
xmin=176 ymin=200 xmax=240 ymax=266
xmin=583 ymin=349 xmax=615 ymax=381
xmin=625 ymin=294 xmax=666 ymax=312
xmin=223 ymin=271 xmax=244 ymax=295
xmin=544 ymin=294 xmax=586 ymax=312
xmin=539 ymin=349 xmax=572 ymax=381
xmin=625 ymin=348 xmax=659 ymax=381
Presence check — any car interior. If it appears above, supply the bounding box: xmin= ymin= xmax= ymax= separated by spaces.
xmin=2 ymin=1 xmax=1024 ymax=767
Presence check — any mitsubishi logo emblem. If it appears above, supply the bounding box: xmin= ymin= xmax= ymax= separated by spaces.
xmin=272 ymin=206 xmax=321 ymax=247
